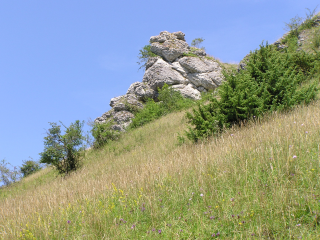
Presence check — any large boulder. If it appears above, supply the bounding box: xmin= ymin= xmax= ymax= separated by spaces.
xmin=179 ymin=57 xmax=220 ymax=73
xmin=171 ymin=84 xmax=201 ymax=100
xmin=126 ymin=82 xmax=155 ymax=101
xmin=95 ymin=94 xmax=144 ymax=131
xmin=150 ymin=31 xmax=190 ymax=62
xmin=112 ymin=111 xmax=135 ymax=131
xmin=187 ymin=73 xmax=218 ymax=90
xmin=94 ymin=109 xmax=135 ymax=132
xmin=110 ymin=94 xmax=143 ymax=109
xmin=142 ymin=58 xmax=187 ymax=90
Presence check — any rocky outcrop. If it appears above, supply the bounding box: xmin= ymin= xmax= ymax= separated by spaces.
xmin=150 ymin=31 xmax=190 ymax=62
xmin=95 ymin=31 xmax=224 ymax=131
xmin=142 ymin=58 xmax=187 ymax=90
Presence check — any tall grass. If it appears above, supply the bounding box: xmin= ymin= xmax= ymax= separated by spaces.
xmin=1 ymin=98 xmax=320 ymax=239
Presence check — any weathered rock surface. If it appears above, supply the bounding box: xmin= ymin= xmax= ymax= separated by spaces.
xmin=187 ymin=72 xmax=222 ymax=90
xmin=179 ymin=57 xmax=220 ymax=73
xmin=150 ymin=31 xmax=190 ymax=62
xmin=171 ymin=84 xmax=201 ymax=100
xmin=145 ymin=57 xmax=160 ymax=70
xmin=95 ymin=31 xmax=224 ymax=132
xmin=142 ymin=58 xmax=187 ymax=90
xmin=126 ymin=82 xmax=155 ymax=101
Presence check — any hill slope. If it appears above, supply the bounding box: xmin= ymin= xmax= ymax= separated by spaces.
xmin=2 ymin=13 xmax=320 ymax=240
xmin=1 ymin=99 xmax=320 ymax=239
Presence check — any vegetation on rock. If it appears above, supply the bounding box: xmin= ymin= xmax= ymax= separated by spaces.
xmin=137 ymin=44 xmax=158 ymax=70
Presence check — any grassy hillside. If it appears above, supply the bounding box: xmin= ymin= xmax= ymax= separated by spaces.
xmin=2 ymin=13 xmax=320 ymax=240
xmin=1 ymin=96 xmax=320 ymax=239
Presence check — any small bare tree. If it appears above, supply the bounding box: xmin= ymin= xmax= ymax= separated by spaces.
xmin=191 ymin=38 xmax=205 ymax=50
xmin=284 ymin=15 xmax=303 ymax=37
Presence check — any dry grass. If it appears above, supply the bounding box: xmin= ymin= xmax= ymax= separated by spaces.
xmin=1 ymin=100 xmax=320 ymax=238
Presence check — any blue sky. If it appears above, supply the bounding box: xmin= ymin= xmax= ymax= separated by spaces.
xmin=0 ymin=0 xmax=319 ymax=169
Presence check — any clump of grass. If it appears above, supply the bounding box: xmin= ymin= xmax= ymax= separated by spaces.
xmin=312 ymin=28 xmax=320 ymax=48
xmin=182 ymin=52 xmax=198 ymax=57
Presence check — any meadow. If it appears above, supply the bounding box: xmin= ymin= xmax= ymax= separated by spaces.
xmin=1 ymin=98 xmax=320 ymax=239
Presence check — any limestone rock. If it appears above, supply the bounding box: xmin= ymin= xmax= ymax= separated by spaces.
xmin=171 ymin=62 xmax=187 ymax=77
xmin=95 ymin=94 xmax=144 ymax=131
xmin=172 ymin=31 xmax=185 ymax=41
xmin=142 ymin=58 xmax=187 ymax=90
xmin=110 ymin=96 xmax=123 ymax=108
xmin=112 ymin=111 xmax=135 ymax=131
xmin=146 ymin=57 xmax=160 ymax=70
xmin=110 ymin=94 xmax=143 ymax=110
xmin=179 ymin=57 xmax=220 ymax=73
xmin=126 ymin=82 xmax=155 ymax=101
xmin=172 ymin=84 xmax=201 ymax=100
xmin=94 ymin=109 xmax=115 ymax=124
xmin=190 ymin=48 xmax=207 ymax=57
xmin=150 ymin=31 xmax=189 ymax=62
xmin=187 ymin=73 xmax=218 ymax=90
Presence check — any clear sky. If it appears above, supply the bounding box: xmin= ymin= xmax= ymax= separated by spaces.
xmin=0 ymin=0 xmax=319 ymax=168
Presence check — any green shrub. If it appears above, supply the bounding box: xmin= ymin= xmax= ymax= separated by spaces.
xmin=137 ymin=45 xmax=158 ymax=70
xmin=185 ymin=43 xmax=319 ymax=142
xmin=182 ymin=52 xmax=198 ymax=57
xmin=287 ymin=35 xmax=299 ymax=52
xmin=91 ymin=121 xmax=121 ymax=148
xmin=129 ymin=84 xmax=195 ymax=129
xmin=40 ymin=120 xmax=86 ymax=175
xmin=20 ymin=159 xmax=41 ymax=178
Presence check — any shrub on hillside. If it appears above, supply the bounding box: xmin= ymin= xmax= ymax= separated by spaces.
xmin=185 ymin=43 xmax=319 ymax=142
xmin=91 ymin=121 xmax=121 ymax=148
xmin=20 ymin=159 xmax=41 ymax=177
xmin=40 ymin=120 xmax=86 ymax=175
xmin=129 ymin=84 xmax=195 ymax=129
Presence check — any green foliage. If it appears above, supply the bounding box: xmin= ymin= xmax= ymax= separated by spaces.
xmin=129 ymin=84 xmax=195 ymax=129
xmin=0 ymin=159 xmax=21 ymax=186
xmin=182 ymin=52 xmax=198 ymax=57
xmin=191 ymin=37 xmax=205 ymax=49
xmin=287 ymin=35 xmax=299 ymax=52
xmin=40 ymin=120 xmax=86 ymax=175
xmin=91 ymin=121 xmax=121 ymax=149
xmin=186 ymin=43 xmax=319 ymax=142
xmin=312 ymin=28 xmax=320 ymax=49
xmin=20 ymin=159 xmax=41 ymax=178
xmin=137 ymin=45 xmax=158 ymax=70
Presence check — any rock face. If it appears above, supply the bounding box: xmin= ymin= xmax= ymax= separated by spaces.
xmin=95 ymin=31 xmax=224 ymax=131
